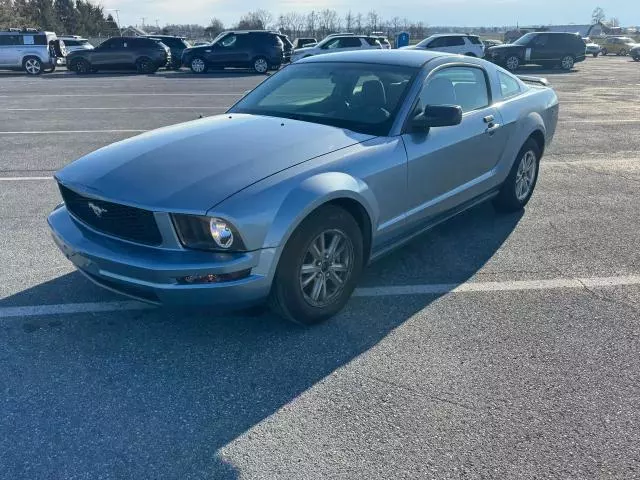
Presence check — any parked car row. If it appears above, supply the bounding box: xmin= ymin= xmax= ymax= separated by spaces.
xmin=2 ymin=27 xmax=638 ymax=76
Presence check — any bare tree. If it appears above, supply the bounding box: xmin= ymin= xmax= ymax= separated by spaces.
xmin=607 ymin=16 xmax=620 ymax=27
xmin=237 ymin=9 xmax=273 ymax=30
xmin=318 ymin=9 xmax=339 ymax=37
xmin=344 ymin=10 xmax=353 ymax=32
xmin=354 ymin=12 xmax=363 ymax=34
xmin=591 ymin=6 xmax=605 ymax=24
xmin=204 ymin=17 xmax=224 ymax=38
xmin=306 ymin=10 xmax=317 ymax=37
xmin=367 ymin=10 xmax=380 ymax=32
xmin=291 ymin=12 xmax=306 ymax=37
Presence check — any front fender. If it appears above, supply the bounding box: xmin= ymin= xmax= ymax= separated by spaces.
xmin=263 ymin=172 xmax=378 ymax=250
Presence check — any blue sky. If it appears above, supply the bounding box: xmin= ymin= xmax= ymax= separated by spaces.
xmin=102 ymin=0 xmax=640 ymax=29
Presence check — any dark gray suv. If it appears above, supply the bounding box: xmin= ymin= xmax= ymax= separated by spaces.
xmin=67 ymin=36 xmax=170 ymax=74
xmin=181 ymin=30 xmax=284 ymax=74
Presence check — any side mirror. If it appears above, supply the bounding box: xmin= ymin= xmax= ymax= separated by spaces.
xmin=410 ymin=105 xmax=463 ymax=132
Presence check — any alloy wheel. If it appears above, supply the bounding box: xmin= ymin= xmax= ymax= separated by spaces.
xmin=506 ymin=56 xmax=519 ymax=71
xmin=191 ymin=58 xmax=205 ymax=73
xmin=24 ymin=59 xmax=41 ymax=75
xmin=561 ymin=56 xmax=574 ymax=70
xmin=254 ymin=58 xmax=268 ymax=73
xmin=299 ymin=229 xmax=354 ymax=308
xmin=515 ymin=150 xmax=537 ymax=201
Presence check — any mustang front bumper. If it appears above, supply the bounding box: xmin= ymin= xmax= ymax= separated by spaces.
xmin=48 ymin=206 xmax=275 ymax=307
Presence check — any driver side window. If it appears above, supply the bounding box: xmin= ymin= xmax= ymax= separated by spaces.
xmin=220 ymin=35 xmax=237 ymax=48
xmin=417 ymin=67 xmax=490 ymax=114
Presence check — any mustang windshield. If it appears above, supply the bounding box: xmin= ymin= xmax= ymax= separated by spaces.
xmin=229 ymin=62 xmax=418 ymax=136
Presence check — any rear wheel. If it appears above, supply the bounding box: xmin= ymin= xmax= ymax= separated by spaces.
xmin=633 ymin=54 xmax=640 ymax=62
xmin=252 ymin=56 xmax=269 ymax=74
xmin=23 ymin=57 xmax=42 ymax=75
xmin=505 ymin=55 xmax=520 ymax=71
xmin=619 ymin=49 xmax=627 ymax=56
xmin=268 ymin=205 xmax=364 ymax=325
xmin=560 ymin=55 xmax=575 ymax=70
xmin=493 ymin=138 xmax=541 ymax=213
xmin=601 ymin=48 xmax=608 ymax=56
xmin=136 ymin=57 xmax=156 ymax=74
xmin=189 ymin=57 xmax=207 ymax=74
xmin=592 ymin=52 xmax=599 ymax=58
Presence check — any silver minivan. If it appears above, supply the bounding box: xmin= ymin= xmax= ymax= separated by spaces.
xmin=0 ymin=29 xmax=63 ymax=75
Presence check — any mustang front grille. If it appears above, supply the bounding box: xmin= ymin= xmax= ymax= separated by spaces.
xmin=59 ymin=184 xmax=163 ymax=246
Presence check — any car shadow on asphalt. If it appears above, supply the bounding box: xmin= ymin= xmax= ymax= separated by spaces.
xmin=1 ymin=203 xmax=523 ymax=478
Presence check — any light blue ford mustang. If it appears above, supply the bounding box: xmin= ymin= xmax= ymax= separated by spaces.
xmin=49 ymin=49 xmax=559 ymax=324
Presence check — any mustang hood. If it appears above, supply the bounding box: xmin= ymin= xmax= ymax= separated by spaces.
xmin=56 ymin=114 xmax=374 ymax=213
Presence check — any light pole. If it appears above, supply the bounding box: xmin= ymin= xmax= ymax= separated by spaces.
xmin=106 ymin=9 xmax=122 ymax=36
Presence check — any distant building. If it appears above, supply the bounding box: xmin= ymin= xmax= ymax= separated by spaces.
xmin=120 ymin=26 xmax=148 ymax=37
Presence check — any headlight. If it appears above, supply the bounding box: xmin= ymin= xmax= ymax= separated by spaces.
xmin=172 ymin=214 xmax=246 ymax=251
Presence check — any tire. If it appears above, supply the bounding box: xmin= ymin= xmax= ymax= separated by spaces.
xmin=619 ymin=49 xmax=627 ymax=56
xmin=189 ymin=57 xmax=207 ymax=74
xmin=23 ymin=57 xmax=42 ymax=75
xmin=601 ymin=48 xmax=608 ymax=56
xmin=592 ymin=52 xmax=599 ymax=58
xmin=135 ymin=57 xmax=156 ymax=74
xmin=633 ymin=55 xmax=640 ymax=62
xmin=268 ymin=205 xmax=364 ymax=325
xmin=252 ymin=56 xmax=269 ymax=74
xmin=73 ymin=59 xmax=91 ymax=75
xmin=560 ymin=55 xmax=575 ymax=70
xmin=493 ymin=138 xmax=541 ymax=213
xmin=505 ymin=55 xmax=520 ymax=71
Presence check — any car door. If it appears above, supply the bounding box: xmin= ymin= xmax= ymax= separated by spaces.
xmin=528 ymin=33 xmax=550 ymax=63
xmin=208 ymin=34 xmax=244 ymax=67
xmin=92 ymin=38 xmax=126 ymax=68
xmin=0 ymin=34 xmax=21 ymax=66
xmin=402 ymin=65 xmax=505 ymax=224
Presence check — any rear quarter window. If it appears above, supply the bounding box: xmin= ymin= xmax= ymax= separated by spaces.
xmin=498 ymin=71 xmax=522 ymax=98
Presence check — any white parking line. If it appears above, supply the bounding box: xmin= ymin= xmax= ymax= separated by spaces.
xmin=0 ymin=176 xmax=53 ymax=181
xmin=1 ymin=275 xmax=639 ymax=319
xmin=354 ymin=275 xmax=640 ymax=297
xmin=0 ymin=93 xmax=243 ymax=98
xmin=0 ymin=130 xmax=146 ymax=134
xmin=5 ymin=107 xmax=227 ymax=111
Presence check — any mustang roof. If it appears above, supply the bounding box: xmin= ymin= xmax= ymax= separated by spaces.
xmin=299 ymin=49 xmax=450 ymax=67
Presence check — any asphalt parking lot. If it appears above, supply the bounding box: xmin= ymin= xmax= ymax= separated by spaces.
xmin=1 ymin=57 xmax=639 ymax=479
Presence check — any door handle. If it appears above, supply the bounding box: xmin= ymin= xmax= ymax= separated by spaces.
xmin=483 ymin=115 xmax=494 ymax=124
xmin=486 ymin=123 xmax=501 ymax=135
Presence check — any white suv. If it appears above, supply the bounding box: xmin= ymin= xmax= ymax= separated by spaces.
xmin=0 ymin=28 xmax=63 ymax=75
xmin=291 ymin=35 xmax=381 ymax=62
xmin=408 ymin=34 xmax=485 ymax=57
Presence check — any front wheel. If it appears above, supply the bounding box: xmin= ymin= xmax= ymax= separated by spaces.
xmin=619 ymin=49 xmax=627 ymax=56
xmin=252 ymin=56 xmax=269 ymax=74
xmin=633 ymin=55 xmax=640 ymax=62
xmin=189 ymin=57 xmax=207 ymax=74
xmin=73 ymin=59 xmax=91 ymax=74
xmin=592 ymin=52 xmax=599 ymax=58
xmin=505 ymin=55 xmax=520 ymax=71
xmin=601 ymin=48 xmax=608 ymax=56
xmin=493 ymin=138 xmax=541 ymax=213
xmin=23 ymin=57 xmax=42 ymax=75
xmin=560 ymin=55 xmax=575 ymax=70
xmin=269 ymin=205 xmax=364 ymax=325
